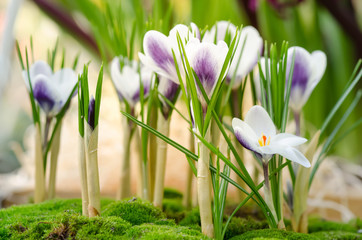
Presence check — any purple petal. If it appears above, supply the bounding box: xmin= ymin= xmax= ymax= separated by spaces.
xmin=87 ymin=96 xmax=95 ymax=130
xmin=287 ymin=47 xmax=311 ymax=96
xmin=32 ymin=79 xmax=55 ymax=114
xmin=143 ymin=31 xmax=175 ymax=75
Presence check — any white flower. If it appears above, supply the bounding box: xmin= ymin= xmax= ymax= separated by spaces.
xmin=203 ymin=21 xmax=263 ymax=89
xmin=286 ymin=47 xmax=327 ymax=112
xmin=232 ymin=105 xmax=311 ymax=167
xmin=139 ymin=23 xmax=200 ymax=84
xmin=22 ymin=60 xmax=77 ymax=116
xmin=110 ymin=56 xmax=154 ymax=107
xmin=185 ymin=38 xmax=229 ymax=107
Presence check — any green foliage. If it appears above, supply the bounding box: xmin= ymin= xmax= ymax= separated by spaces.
xmin=123 ymin=223 xmax=210 ymax=240
xmin=102 ymin=198 xmax=165 ymax=225
xmin=163 ymin=188 xmax=183 ymax=199
xmin=308 ymin=218 xmax=357 ymax=233
xmin=229 ymin=229 xmax=318 ymax=240
xmin=310 ymin=231 xmax=361 ymax=240
xmin=162 ymin=199 xmax=185 ymax=223
xmin=223 ymin=217 xmax=269 ymax=240
xmin=179 ymin=208 xmax=201 ymax=228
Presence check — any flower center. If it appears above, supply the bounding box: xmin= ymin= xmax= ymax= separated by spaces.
xmin=258 ymin=133 xmax=270 ymax=147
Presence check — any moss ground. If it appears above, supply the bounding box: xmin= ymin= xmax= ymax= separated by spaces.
xmin=0 ymin=191 xmax=361 ymax=239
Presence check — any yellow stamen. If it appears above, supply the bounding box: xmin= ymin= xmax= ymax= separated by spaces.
xmin=258 ymin=133 xmax=270 ymax=147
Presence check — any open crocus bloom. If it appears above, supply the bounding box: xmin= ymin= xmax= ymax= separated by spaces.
xmin=286 ymin=47 xmax=326 ymax=113
xmin=111 ymin=56 xmax=154 ymax=107
xmin=185 ymin=38 xmax=228 ymax=107
xmin=22 ymin=60 xmax=77 ymax=117
xmin=203 ymin=21 xmax=263 ymax=89
xmin=232 ymin=105 xmax=311 ymax=168
xmin=139 ymin=23 xmax=200 ymax=84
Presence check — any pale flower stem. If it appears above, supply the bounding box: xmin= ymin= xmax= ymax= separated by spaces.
xmin=278 ymin=163 xmax=285 ymax=229
xmin=134 ymin=128 xmax=143 ymax=198
xmin=118 ymin=117 xmax=132 ymax=200
xmin=294 ymin=111 xmax=301 ymax=136
xmin=183 ymin=132 xmax=195 ymax=209
xmin=134 ymin=127 xmax=149 ymax=200
xmin=85 ymin=125 xmax=101 ymax=217
xmin=48 ymin=122 xmax=62 ymax=199
xmin=42 ymin=116 xmax=52 ymax=153
xmin=263 ymin=161 xmax=278 ymax=223
xmin=34 ymin=124 xmax=46 ymax=203
xmin=197 ymin=129 xmax=214 ymax=238
xmin=148 ymin=108 xmax=158 ymax=202
xmin=78 ymin=134 xmax=89 ymax=217
xmin=153 ymin=113 xmax=171 ymax=208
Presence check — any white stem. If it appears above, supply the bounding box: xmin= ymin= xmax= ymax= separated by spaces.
xmin=197 ymin=129 xmax=214 ymax=238
xmin=78 ymin=134 xmax=89 ymax=216
xmin=118 ymin=117 xmax=132 ymax=200
xmin=183 ymin=132 xmax=195 ymax=209
xmin=34 ymin=124 xmax=45 ymax=203
xmin=134 ymin=127 xmax=149 ymax=200
xmin=85 ymin=125 xmax=100 ymax=217
xmin=48 ymin=123 xmax=62 ymax=199
xmin=153 ymin=113 xmax=170 ymax=208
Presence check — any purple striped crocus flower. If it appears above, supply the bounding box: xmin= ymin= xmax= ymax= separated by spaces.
xmin=110 ymin=56 xmax=154 ymax=108
xmin=286 ymin=47 xmax=326 ymax=113
xmin=203 ymin=21 xmax=263 ymax=89
xmin=185 ymin=38 xmax=229 ymax=109
xmin=22 ymin=60 xmax=77 ymax=117
xmin=139 ymin=23 xmax=200 ymax=84
xmin=232 ymin=105 xmax=310 ymax=167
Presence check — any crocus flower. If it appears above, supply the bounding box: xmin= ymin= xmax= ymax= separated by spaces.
xmin=232 ymin=105 xmax=310 ymax=167
xmin=185 ymin=38 xmax=229 ymax=109
xmin=87 ymin=96 xmax=95 ymax=130
xmin=286 ymin=47 xmax=326 ymax=113
xmin=203 ymin=21 xmax=263 ymax=89
xmin=22 ymin=60 xmax=77 ymax=116
xmin=110 ymin=56 xmax=154 ymax=107
xmin=158 ymin=77 xmax=180 ymax=117
xmin=139 ymin=23 xmax=200 ymax=84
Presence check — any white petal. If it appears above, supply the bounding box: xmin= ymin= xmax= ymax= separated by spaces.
xmin=244 ymin=105 xmax=276 ymax=138
xmin=232 ymin=117 xmax=260 ymax=153
xmin=203 ymin=21 xmax=236 ymax=44
xmin=230 ymin=26 xmax=263 ymax=86
xmin=185 ymin=39 xmax=228 ymax=98
xmin=52 ymin=68 xmax=77 ymax=102
xmin=271 ymin=133 xmax=307 ymax=147
xmin=190 ymin=22 xmax=201 ymax=40
xmin=142 ymin=30 xmax=178 ymax=82
xmin=301 ymin=50 xmax=326 ymax=107
xmin=23 ymin=60 xmax=52 ymax=90
xmin=261 ymin=145 xmax=311 ymax=168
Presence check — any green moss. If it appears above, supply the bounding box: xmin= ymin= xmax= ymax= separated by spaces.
xmin=310 ymin=231 xmax=361 ymax=240
xmin=179 ymin=208 xmax=200 ymax=227
xmin=308 ymin=218 xmax=357 ymax=233
xmin=102 ymin=197 xmax=165 ymax=225
xmin=162 ymin=198 xmax=185 ymax=223
xmin=123 ymin=223 xmax=210 ymax=239
xmin=229 ymin=229 xmax=319 ymax=240
xmin=163 ymin=188 xmax=183 ymax=199
xmin=223 ymin=217 xmax=269 ymax=239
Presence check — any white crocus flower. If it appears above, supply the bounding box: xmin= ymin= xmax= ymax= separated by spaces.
xmin=286 ymin=47 xmax=327 ymax=113
xmin=139 ymin=23 xmax=200 ymax=84
xmin=22 ymin=60 xmax=77 ymax=117
xmin=185 ymin=38 xmax=229 ymax=109
xmin=203 ymin=21 xmax=263 ymax=89
xmin=232 ymin=105 xmax=311 ymax=168
xmin=110 ymin=56 xmax=154 ymax=108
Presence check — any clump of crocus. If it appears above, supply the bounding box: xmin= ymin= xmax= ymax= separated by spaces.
xmin=286 ymin=47 xmax=326 ymax=135
xmin=78 ymin=63 xmax=103 ymax=217
xmin=232 ymin=105 xmax=310 ymax=221
xmin=203 ymin=21 xmax=263 ymax=89
xmin=17 ymin=41 xmax=78 ymax=203
xmin=110 ymin=55 xmax=154 ymax=200
xmin=139 ymin=24 xmax=199 ymax=207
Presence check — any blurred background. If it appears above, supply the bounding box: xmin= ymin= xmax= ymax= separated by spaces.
xmin=0 ymin=0 xmax=361 ymax=219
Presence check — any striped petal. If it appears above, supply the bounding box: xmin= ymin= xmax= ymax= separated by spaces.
xmin=185 ymin=39 xmax=228 ymax=99
xmin=232 ymin=117 xmax=260 ymax=154
xmin=22 ymin=60 xmax=52 ymax=90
